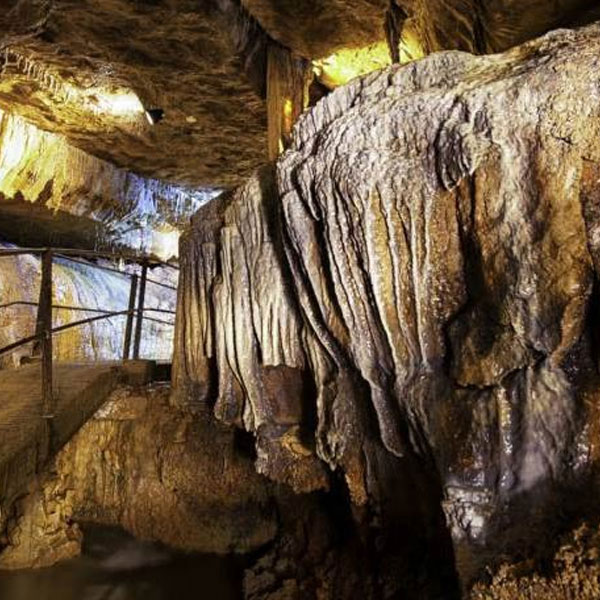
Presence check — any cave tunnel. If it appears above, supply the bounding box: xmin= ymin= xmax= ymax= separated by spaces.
xmin=2 ymin=1 xmax=600 ymax=599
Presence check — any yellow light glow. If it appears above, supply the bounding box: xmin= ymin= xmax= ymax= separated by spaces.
xmin=283 ymin=98 xmax=293 ymax=120
xmin=312 ymin=31 xmax=425 ymax=89
xmin=313 ymin=41 xmax=392 ymax=89
xmin=0 ymin=117 xmax=30 ymax=178
xmin=398 ymin=25 xmax=425 ymax=64
xmin=87 ymin=90 xmax=145 ymax=118
xmin=97 ymin=91 xmax=145 ymax=116
xmin=1 ymin=48 xmax=146 ymax=122
xmin=283 ymin=98 xmax=294 ymax=132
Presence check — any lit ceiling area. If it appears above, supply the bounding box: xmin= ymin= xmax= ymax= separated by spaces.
xmin=1 ymin=0 xmax=599 ymax=191
xmin=0 ymin=0 xmax=268 ymax=189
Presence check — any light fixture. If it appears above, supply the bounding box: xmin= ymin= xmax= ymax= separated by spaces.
xmin=145 ymin=108 xmax=165 ymax=125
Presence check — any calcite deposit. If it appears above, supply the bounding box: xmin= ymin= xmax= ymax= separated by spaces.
xmin=4 ymin=0 xmax=597 ymax=195
xmin=174 ymin=22 xmax=600 ymax=593
xmin=0 ymin=109 xmax=215 ymax=255
xmin=5 ymin=0 xmax=600 ymax=598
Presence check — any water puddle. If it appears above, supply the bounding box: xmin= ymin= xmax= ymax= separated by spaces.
xmin=0 ymin=525 xmax=243 ymax=600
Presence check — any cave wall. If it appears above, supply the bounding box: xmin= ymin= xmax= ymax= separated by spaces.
xmin=173 ymin=22 xmax=600 ymax=592
xmin=0 ymin=384 xmax=277 ymax=569
xmin=0 ymin=109 xmax=215 ymax=256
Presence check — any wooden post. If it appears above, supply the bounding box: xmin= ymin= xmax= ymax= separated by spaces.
xmin=133 ymin=262 xmax=147 ymax=359
xmin=123 ymin=273 xmax=138 ymax=360
xmin=39 ymin=249 xmax=54 ymax=418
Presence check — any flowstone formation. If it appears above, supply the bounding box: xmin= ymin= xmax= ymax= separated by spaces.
xmin=0 ymin=247 xmax=176 ymax=368
xmin=174 ymin=22 xmax=600 ymax=595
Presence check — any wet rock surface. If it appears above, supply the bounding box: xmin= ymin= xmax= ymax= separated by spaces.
xmin=0 ymin=524 xmax=245 ymax=600
xmin=174 ymin=22 xmax=600 ymax=595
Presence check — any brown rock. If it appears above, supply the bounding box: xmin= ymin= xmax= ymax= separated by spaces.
xmin=175 ymin=21 xmax=600 ymax=594
xmin=0 ymin=384 xmax=277 ymax=568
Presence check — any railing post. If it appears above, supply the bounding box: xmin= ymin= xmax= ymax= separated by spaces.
xmin=123 ymin=273 xmax=138 ymax=360
xmin=133 ymin=261 xmax=148 ymax=359
xmin=39 ymin=249 xmax=54 ymax=418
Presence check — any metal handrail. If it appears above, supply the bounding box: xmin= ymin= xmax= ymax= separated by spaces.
xmin=0 ymin=246 xmax=179 ymax=419
xmin=0 ymin=301 xmax=175 ymax=315
xmin=0 ymin=308 xmax=175 ymax=358
xmin=0 ymin=246 xmax=179 ymax=270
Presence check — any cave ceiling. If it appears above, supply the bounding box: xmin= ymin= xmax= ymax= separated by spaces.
xmin=0 ymin=0 xmax=268 ymax=189
xmin=1 ymin=0 xmax=599 ymax=190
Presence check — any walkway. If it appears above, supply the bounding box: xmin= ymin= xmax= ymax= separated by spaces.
xmin=0 ymin=360 xmax=158 ymax=520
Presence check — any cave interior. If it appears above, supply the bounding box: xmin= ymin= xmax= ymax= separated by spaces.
xmin=2 ymin=1 xmax=600 ymax=599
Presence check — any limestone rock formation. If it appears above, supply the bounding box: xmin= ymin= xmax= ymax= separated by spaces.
xmin=5 ymin=0 xmax=599 ymax=197
xmin=394 ymin=0 xmax=600 ymax=54
xmin=470 ymin=522 xmax=600 ymax=599
xmin=174 ymin=22 xmax=600 ymax=593
xmin=0 ymin=0 xmax=267 ymax=187
xmin=0 ymin=384 xmax=277 ymax=569
xmin=0 ymin=109 xmax=214 ymax=254
xmin=240 ymin=0 xmax=388 ymax=59
xmin=173 ymin=167 xmax=331 ymax=494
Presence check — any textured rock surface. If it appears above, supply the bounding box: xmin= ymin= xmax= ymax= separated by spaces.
xmin=174 ymin=22 xmax=600 ymax=593
xmin=241 ymin=0 xmax=388 ymax=59
xmin=173 ymin=167 xmax=330 ymax=494
xmin=0 ymin=384 xmax=277 ymax=569
xmin=0 ymin=0 xmax=267 ymax=187
xmin=4 ymin=0 xmax=598 ymax=195
xmin=470 ymin=522 xmax=600 ymax=599
xmin=0 ymin=109 xmax=214 ymax=254
xmin=395 ymin=0 xmax=600 ymax=54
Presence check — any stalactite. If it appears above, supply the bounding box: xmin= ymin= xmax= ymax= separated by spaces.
xmin=385 ymin=1 xmax=408 ymax=64
xmin=266 ymin=43 xmax=312 ymax=160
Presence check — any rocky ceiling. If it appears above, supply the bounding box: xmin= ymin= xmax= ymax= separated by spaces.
xmin=395 ymin=0 xmax=600 ymax=54
xmin=1 ymin=0 xmax=599 ymax=190
xmin=0 ymin=0 xmax=268 ymax=189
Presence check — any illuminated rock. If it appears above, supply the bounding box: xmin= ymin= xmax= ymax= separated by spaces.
xmin=0 ymin=246 xmax=176 ymax=368
xmin=0 ymin=110 xmax=214 ymax=256
xmin=0 ymin=0 xmax=268 ymax=188
xmin=174 ymin=22 xmax=600 ymax=594
xmin=0 ymin=384 xmax=277 ymax=569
